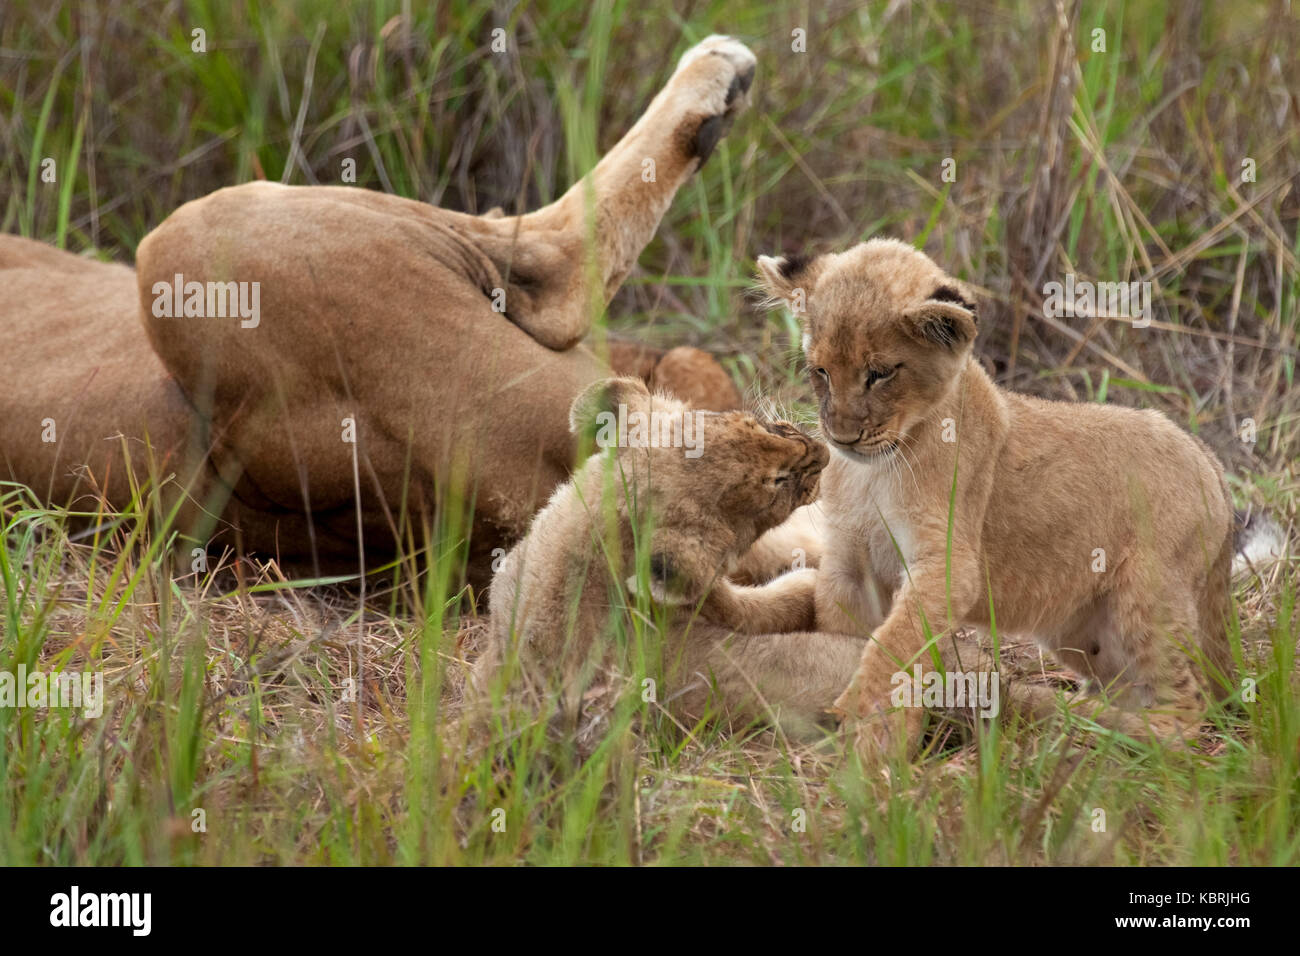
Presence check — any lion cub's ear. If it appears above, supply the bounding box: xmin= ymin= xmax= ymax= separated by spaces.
xmin=903 ymin=286 xmax=978 ymax=350
xmin=755 ymin=253 xmax=822 ymax=309
xmin=569 ymin=376 xmax=651 ymax=435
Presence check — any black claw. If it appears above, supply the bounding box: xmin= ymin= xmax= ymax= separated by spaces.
xmin=737 ymin=63 xmax=755 ymax=96
xmin=725 ymin=73 xmax=743 ymax=108
xmin=724 ymin=65 xmax=756 ymax=108
xmin=691 ymin=113 xmax=733 ymax=164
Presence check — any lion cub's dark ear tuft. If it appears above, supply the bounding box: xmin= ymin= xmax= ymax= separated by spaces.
xmin=928 ymin=285 xmax=976 ymax=315
xmin=778 ymin=254 xmax=812 ymax=280
xmin=569 ymin=377 xmax=650 ymax=435
xmin=755 ymin=253 xmax=823 ymax=305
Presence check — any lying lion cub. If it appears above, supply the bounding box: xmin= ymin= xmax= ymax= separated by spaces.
xmin=471 ymin=377 xmax=866 ymax=736
xmin=756 ymin=239 xmax=1237 ymax=756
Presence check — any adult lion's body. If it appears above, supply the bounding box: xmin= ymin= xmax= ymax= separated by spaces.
xmin=0 ymin=36 xmax=754 ymax=581
xmin=0 ymin=239 xmax=192 ymax=512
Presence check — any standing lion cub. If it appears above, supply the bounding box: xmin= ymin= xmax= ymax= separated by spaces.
xmin=756 ymin=239 xmax=1237 ymax=756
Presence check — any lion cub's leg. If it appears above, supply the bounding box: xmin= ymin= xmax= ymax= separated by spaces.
xmin=730 ymin=504 xmax=825 ymax=586
xmin=701 ymin=568 xmax=820 ymax=634
xmin=832 ymin=548 xmax=982 ymax=760
xmin=813 ymin=534 xmax=893 ymax=636
xmin=521 ymin=36 xmax=756 ymax=302
xmin=663 ymin=625 xmax=866 ymax=740
xmin=1053 ymin=573 xmax=1216 ymax=744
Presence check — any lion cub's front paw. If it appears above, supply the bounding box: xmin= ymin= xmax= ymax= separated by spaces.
xmin=833 ymin=668 xmax=923 ymax=762
xmin=831 ymin=667 xmax=878 ymax=721
xmin=842 ymin=710 xmax=920 ymax=767
xmin=669 ymin=35 xmax=757 ymax=162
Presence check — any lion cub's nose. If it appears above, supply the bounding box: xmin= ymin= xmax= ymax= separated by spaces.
xmin=825 ymin=427 xmax=864 ymax=446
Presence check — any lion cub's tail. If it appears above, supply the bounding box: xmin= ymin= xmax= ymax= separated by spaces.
xmin=1232 ymin=508 xmax=1287 ymax=576
xmin=1199 ymin=508 xmax=1287 ymax=702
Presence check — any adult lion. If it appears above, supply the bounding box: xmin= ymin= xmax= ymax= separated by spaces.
xmin=0 ymin=35 xmax=754 ymax=584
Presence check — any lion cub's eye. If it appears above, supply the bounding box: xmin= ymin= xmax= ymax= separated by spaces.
xmin=773 ymin=473 xmax=792 ymax=486
xmin=812 ymin=367 xmax=830 ymax=385
xmin=865 ymin=363 xmax=902 ymax=388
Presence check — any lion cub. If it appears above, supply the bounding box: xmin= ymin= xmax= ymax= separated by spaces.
xmin=756 ymin=239 xmax=1236 ymax=755
xmin=471 ymin=377 xmax=866 ymax=736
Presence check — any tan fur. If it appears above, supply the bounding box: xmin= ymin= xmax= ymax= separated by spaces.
xmin=728 ymin=504 xmax=825 ymax=585
xmin=0 ymin=36 xmax=751 ymax=583
xmin=0 ymin=242 xmax=194 ymax=513
xmin=756 ymin=238 xmax=1236 ymax=757
xmin=472 ymin=377 xmax=869 ymax=738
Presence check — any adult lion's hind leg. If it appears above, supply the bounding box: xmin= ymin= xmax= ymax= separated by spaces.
xmin=492 ymin=36 xmax=756 ymax=349
xmin=530 ymin=34 xmax=755 ymax=296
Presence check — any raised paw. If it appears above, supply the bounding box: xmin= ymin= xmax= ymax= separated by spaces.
xmin=668 ymin=35 xmax=757 ymax=163
xmin=674 ymin=35 xmax=757 ymax=104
